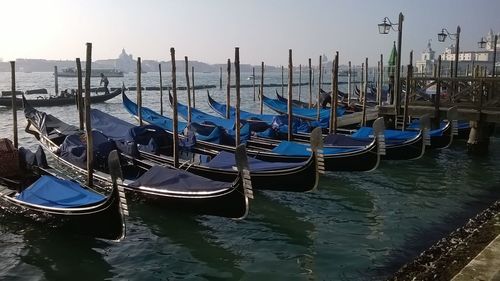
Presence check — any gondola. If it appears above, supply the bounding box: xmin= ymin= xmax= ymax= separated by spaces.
xmin=23 ymin=97 xmax=253 ymax=219
xmin=262 ymin=93 xmax=346 ymax=121
xmin=91 ymin=103 xmax=323 ymax=192
xmin=207 ymin=91 xmax=429 ymax=161
xmin=0 ymin=88 xmax=121 ymax=108
xmin=406 ymin=117 xmax=455 ymax=149
xmin=0 ymin=144 xmax=128 ymax=241
xmin=127 ymin=93 xmax=383 ymax=172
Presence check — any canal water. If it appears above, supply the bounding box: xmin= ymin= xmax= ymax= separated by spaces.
xmin=0 ymin=72 xmax=499 ymax=280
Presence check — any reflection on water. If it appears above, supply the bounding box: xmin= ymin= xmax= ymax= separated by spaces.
xmin=1 ymin=72 xmax=499 ymax=280
xmin=0 ymin=218 xmax=114 ymax=281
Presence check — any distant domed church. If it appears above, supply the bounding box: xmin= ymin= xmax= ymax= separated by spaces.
xmin=115 ymin=49 xmax=135 ymax=72
xmin=416 ymin=40 xmax=436 ymax=75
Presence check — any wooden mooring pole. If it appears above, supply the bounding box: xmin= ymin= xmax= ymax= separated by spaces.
xmin=281 ymin=65 xmax=284 ymax=95
xmin=84 ymin=43 xmax=93 ymax=187
xmin=402 ymin=64 xmax=412 ymax=130
xmin=170 ymin=48 xmax=179 ymax=168
xmin=54 ymin=66 xmax=59 ymax=95
xmin=308 ymin=58 xmax=312 ymax=108
xmin=287 ymin=49 xmax=293 ymax=141
xmin=184 ymin=57 xmax=192 ymax=123
xmin=219 ymin=67 xmax=223 ymax=89
xmin=235 ymin=47 xmax=241 ymax=146
xmin=76 ymin=58 xmax=84 ymax=130
xmin=137 ymin=57 xmax=143 ymax=126
xmin=192 ymin=66 xmax=196 ymax=108
xmin=298 ymin=64 xmax=302 ymax=102
xmin=330 ymin=52 xmax=339 ymax=134
xmin=362 ymin=58 xmax=368 ymax=127
xmin=317 ymin=55 xmax=322 ymax=120
xmin=260 ymin=62 xmax=264 ymax=115
xmin=348 ymin=61 xmax=352 ymax=103
xmin=434 ymin=56 xmax=442 ymax=129
xmin=226 ymin=59 xmax=231 ymax=119
xmin=252 ymin=67 xmax=256 ymax=101
xmin=378 ymin=54 xmax=383 ymax=107
xmin=10 ymin=61 xmax=18 ymax=148
xmin=159 ymin=64 xmax=163 ymax=115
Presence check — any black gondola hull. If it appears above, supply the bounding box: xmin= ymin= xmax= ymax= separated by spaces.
xmin=0 ymin=89 xmax=121 ymax=107
xmin=0 ymin=172 xmax=126 ymax=241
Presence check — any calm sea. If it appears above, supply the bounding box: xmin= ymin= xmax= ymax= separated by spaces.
xmin=0 ymin=71 xmax=499 ymax=280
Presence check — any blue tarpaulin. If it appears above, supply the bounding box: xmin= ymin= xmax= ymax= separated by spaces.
xmin=122 ymin=92 xmax=224 ymax=144
xmin=16 ymin=175 xmax=105 ymax=208
xmin=205 ymin=150 xmax=306 ymax=171
xmin=90 ymin=109 xmax=171 ymax=156
xmin=59 ymin=130 xmax=117 ymax=170
xmin=129 ymin=166 xmax=232 ymax=193
xmin=271 ymin=141 xmax=358 ymax=157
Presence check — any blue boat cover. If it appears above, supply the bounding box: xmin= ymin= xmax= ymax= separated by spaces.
xmin=129 ymin=166 xmax=232 ymax=193
xmin=262 ymin=95 xmax=345 ymax=121
xmin=176 ymin=98 xmax=237 ymax=129
xmin=351 ymin=127 xmax=419 ymax=143
xmin=407 ymin=119 xmax=454 ymax=137
xmin=173 ymin=97 xmax=251 ymax=145
xmin=16 ymin=175 xmax=105 ymax=208
xmin=91 ymin=109 xmax=171 ymax=156
xmin=209 ymin=94 xmax=276 ymax=124
xmin=122 ymin=92 xmax=224 ymax=144
xmin=323 ymin=134 xmax=373 ymax=146
xmin=271 ymin=141 xmax=358 ymax=157
xmin=205 ymin=150 xmax=306 ymax=171
xmin=59 ymin=130 xmax=117 ymax=170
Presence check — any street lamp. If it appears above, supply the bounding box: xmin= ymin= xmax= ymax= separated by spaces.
xmin=478 ymin=34 xmax=498 ymax=76
xmin=437 ymin=26 xmax=461 ymax=77
xmin=378 ymin=12 xmax=404 ymax=112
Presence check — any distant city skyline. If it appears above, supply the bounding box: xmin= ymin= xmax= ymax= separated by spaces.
xmin=1 ymin=0 xmax=499 ymax=66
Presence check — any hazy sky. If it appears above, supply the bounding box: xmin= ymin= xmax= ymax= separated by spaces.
xmin=1 ymin=0 xmax=499 ymax=66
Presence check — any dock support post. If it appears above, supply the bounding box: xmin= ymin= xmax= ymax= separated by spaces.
xmin=467 ymin=120 xmax=492 ymax=154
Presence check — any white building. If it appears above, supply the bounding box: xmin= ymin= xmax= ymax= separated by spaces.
xmin=416 ymin=40 xmax=436 ymax=75
xmin=115 ymin=49 xmax=135 ymax=72
xmin=416 ymin=30 xmax=499 ymax=76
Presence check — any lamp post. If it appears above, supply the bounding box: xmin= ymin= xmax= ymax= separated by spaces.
xmin=437 ymin=26 xmax=461 ymax=77
xmin=378 ymin=12 xmax=404 ymax=114
xmin=478 ymin=34 xmax=498 ymax=76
